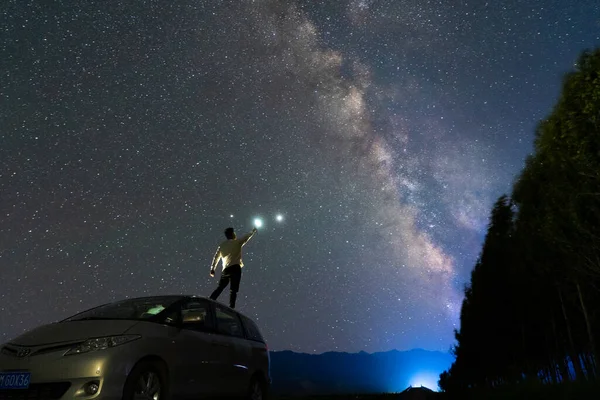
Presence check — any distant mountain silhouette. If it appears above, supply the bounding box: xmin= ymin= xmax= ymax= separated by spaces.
xmin=268 ymin=349 xmax=453 ymax=395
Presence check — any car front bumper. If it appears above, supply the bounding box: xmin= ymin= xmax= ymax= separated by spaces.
xmin=0 ymin=345 xmax=135 ymax=400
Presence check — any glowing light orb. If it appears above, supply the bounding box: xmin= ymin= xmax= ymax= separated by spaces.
xmin=275 ymin=214 xmax=284 ymax=222
xmin=253 ymin=218 xmax=263 ymax=228
xmin=230 ymin=214 xmax=234 ymax=218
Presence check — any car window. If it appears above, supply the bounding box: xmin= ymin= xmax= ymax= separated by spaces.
xmin=215 ymin=306 xmax=244 ymax=338
xmin=179 ymin=300 xmax=213 ymax=332
xmin=241 ymin=315 xmax=265 ymax=343
xmin=63 ymin=297 xmax=180 ymax=322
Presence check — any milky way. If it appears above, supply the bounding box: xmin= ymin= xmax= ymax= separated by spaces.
xmin=1 ymin=0 xmax=599 ymax=353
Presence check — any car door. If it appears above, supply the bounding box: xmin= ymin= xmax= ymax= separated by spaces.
xmin=212 ymin=304 xmax=253 ymax=397
xmin=240 ymin=314 xmax=270 ymax=386
xmin=169 ymin=299 xmax=221 ymax=398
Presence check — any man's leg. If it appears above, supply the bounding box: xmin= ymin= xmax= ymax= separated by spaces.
xmin=210 ymin=270 xmax=230 ymax=301
xmin=228 ymin=265 xmax=242 ymax=309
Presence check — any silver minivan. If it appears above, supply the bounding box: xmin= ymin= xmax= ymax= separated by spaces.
xmin=0 ymin=295 xmax=271 ymax=400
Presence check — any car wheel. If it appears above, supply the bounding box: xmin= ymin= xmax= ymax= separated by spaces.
xmin=122 ymin=360 xmax=168 ymax=400
xmin=248 ymin=378 xmax=265 ymax=400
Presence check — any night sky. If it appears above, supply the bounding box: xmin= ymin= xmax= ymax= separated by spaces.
xmin=1 ymin=1 xmax=599 ymax=354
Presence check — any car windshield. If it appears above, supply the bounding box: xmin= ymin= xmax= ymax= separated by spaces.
xmin=62 ymin=296 xmax=182 ymax=322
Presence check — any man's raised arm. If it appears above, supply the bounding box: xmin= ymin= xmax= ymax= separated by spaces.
xmin=240 ymin=227 xmax=257 ymax=246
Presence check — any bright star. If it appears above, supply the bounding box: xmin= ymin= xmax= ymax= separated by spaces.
xmin=254 ymin=218 xmax=263 ymax=228
xmin=275 ymin=214 xmax=284 ymax=222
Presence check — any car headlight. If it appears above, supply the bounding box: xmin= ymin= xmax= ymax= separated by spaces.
xmin=64 ymin=335 xmax=141 ymax=356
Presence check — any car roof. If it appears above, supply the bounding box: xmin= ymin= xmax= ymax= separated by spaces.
xmin=108 ymin=294 xmax=258 ymax=324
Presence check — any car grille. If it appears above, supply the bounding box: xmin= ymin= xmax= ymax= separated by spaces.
xmin=0 ymin=347 xmax=17 ymax=357
xmin=1 ymin=344 xmax=78 ymax=358
xmin=0 ymin=383 xmax=71 ymax=400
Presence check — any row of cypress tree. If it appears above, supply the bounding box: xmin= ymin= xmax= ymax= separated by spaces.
xmin=439 ymin=48 xmax=600 ymax=396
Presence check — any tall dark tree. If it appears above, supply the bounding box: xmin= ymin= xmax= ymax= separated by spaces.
xmin=440 ymin=47 xmax=600 ymax=395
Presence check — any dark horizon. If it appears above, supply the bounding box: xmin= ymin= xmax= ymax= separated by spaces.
xmin=268 ymin=348 xmax=453 ymax=394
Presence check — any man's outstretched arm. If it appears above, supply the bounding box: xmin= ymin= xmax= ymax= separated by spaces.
xmin=210 ymin=246 xmax=221 ymax=276
xmin=240 ymin=227 xmax=257 ymax=246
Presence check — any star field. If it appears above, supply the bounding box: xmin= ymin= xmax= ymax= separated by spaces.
xmin=1 ymin=0 xmax=599 ymax=353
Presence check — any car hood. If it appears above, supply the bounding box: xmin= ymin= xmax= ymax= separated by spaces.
xmin=10 ymin=320 xmax=139 ymax=346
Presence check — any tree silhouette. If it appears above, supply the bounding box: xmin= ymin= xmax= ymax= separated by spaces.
xmin=440 ymin=48 xmax=600 ymax=395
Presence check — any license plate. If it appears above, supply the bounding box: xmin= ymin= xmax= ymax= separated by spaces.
xmin=0 ymin=372 xmax=31 ymax=389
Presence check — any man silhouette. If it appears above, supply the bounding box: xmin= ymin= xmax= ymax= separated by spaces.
xmin=209 ymin=226 xmax=257 ymax=308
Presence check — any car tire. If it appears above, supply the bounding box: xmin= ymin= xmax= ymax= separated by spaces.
xmin=247 ymin=377 xmax=266 ymax=400
xmin=122 ymin=360 xmax=169 ymax=400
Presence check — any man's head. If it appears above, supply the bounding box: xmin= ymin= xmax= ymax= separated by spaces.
xmin=224 ymin=227 xmax=236 ymax=240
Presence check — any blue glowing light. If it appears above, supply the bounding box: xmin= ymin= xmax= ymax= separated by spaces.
xmin=408 ymin=371 xmax=440 ymax=391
